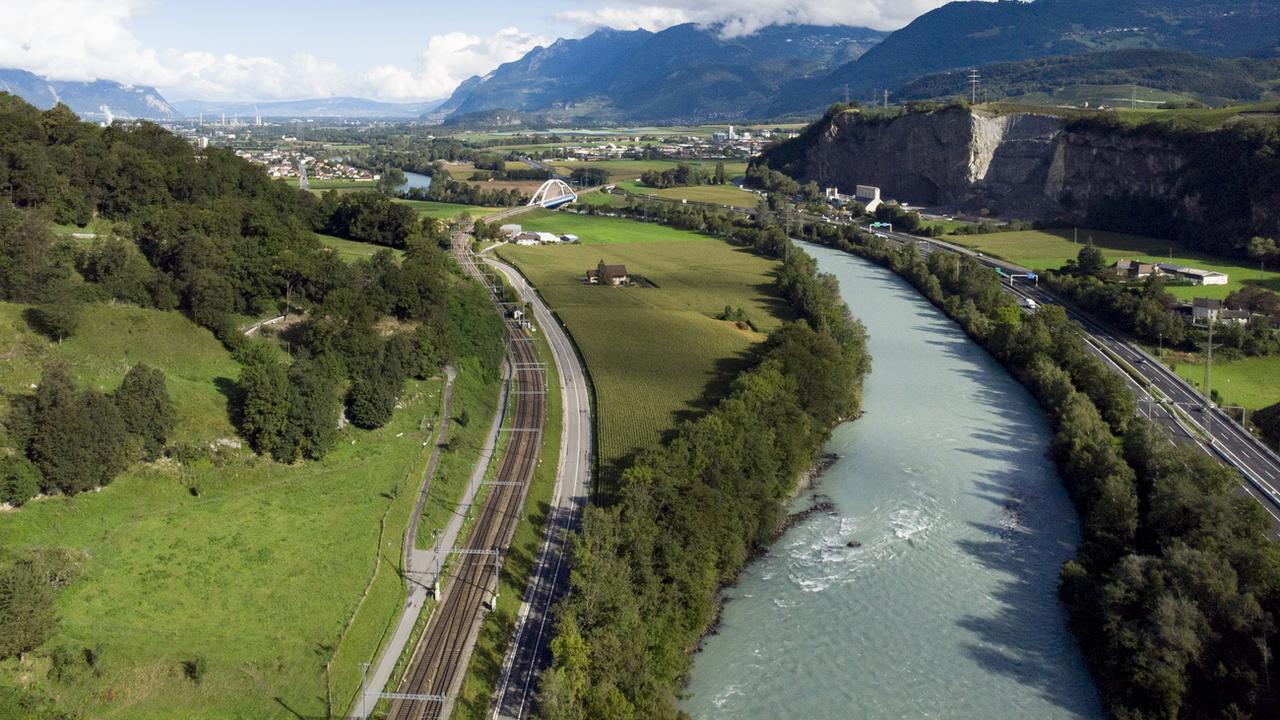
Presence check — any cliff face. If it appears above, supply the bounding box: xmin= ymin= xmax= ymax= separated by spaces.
xmin=773 ymin=106 xmax=1280 ymax=253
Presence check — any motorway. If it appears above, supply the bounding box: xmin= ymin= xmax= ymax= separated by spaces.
xmin=873 ymin=228 xmax=1280 ymax=528
xmin=383 ymin=239 xmax=547 ymax=720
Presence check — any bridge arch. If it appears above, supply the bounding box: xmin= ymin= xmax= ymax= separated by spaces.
xmin=528 ymin=179 xmax=577 ymax=209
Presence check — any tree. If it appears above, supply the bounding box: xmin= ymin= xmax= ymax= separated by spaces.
xmin=377 ymin=166 xmax=407 ymax=196
xmin=28 ymin=283 xmax=82 ymax=343
xmin=1246 ymin=236 xmax=1277 ymax=275
xmin=1076 ymin=243 xmax=1106 ymax=278
xmin=713 ymin=162 xmax=727 ymax=185
xmin=346 ymin=374 xmax=396 ymax=429
xmin=0 ymin=561 xmax=58 ymax=660
xmin=113 ymin=363 xmax=176 ymax=458
xmin=238 ymin=357 xmax=292 ymax=458
xmin=284 ymin=358 xmax=342 ymax=460
xmin=29 ymin=365 xmax=128 ymax=494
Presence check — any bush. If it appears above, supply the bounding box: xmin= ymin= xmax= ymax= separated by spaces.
xmin=181 ymin=656 xmax=206 ymax=684
xmin=0 ymin=561 xmax=58 ymax=660
xmin=0 ymin=455 xmax=40 ymax=506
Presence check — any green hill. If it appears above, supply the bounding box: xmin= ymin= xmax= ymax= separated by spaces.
xmin=898 ymin=50 xmax=1280 ymax=106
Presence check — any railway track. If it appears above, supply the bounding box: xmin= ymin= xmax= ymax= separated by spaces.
xmin=383 ymin=238 xmax=545 ymax=720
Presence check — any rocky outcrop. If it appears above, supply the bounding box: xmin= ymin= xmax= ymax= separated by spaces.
xmin=770 ymin=106 xmax=1280 ymax=254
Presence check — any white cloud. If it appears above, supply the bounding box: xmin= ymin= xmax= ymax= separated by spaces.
xmin=555 ymin=0 xmax=956 ymax=36
xmin=0 ymin=0 xmax=541 ymax=101
xmin=0 ymin=0 xmax=958 ymax=101
xmin=363 ymin=28 xmax=548 ymax=100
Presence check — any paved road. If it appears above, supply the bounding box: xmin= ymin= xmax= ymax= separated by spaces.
xmin=873 ymin=227 xmax=1280 ymax=528
xmin=481 ymin=252 xmax=594 ymax=720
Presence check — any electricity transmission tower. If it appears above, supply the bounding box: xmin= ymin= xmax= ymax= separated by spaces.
xmin=968 ymin=69 xmax=981 ymax=105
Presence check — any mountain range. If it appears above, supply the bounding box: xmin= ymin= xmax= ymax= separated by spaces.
xmin=170 ymin=97 xmax=444 ymax=119
xmin=5 ymin=0 xmax=1280 ymax=127
xmin=432 ymin=23 xmax=887 ymax=124
xmin=438 ymin=0 xmax=1280 ymax=123
xmin=773 ymin=0 xmax=1280 ymax=113
xmin=0 ymin=68 xmax=176 ymax=121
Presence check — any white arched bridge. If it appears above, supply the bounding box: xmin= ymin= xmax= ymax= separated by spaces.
xmin=528 ymin=179 xmax=577 ymax=209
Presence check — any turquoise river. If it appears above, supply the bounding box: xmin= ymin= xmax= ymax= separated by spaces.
xmin=681 ymin=242 xmax=1104 ymax=719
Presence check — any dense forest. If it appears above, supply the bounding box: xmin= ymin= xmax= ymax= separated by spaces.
xmin=794 ymin=220 xmax=1280 ymax=720
xmin=537 ymin=208 xmax=869 ymax=718
xmin=0 ymin=91 xmax=505 ymax=488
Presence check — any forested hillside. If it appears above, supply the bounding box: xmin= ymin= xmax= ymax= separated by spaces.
xmin=897 ymin=50 xmax=1280 ymax=105
xmin=0 ymin=91 xmax=504 ymax=488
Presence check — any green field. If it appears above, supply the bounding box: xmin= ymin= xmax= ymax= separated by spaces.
xmin=516 ymin=208 xmax=717 ymax=245
xmin=393 ymin=199 xmax=505 ymax=220
xmin=498 ymin=213 xmax=792 ymax=468
xmin=317 ymin=233 xmax=405 ymax=262
xmin=547 ymin=159 xmax=748 ymax=183
xmin=0 ymin=301 xmax=486 ymax=718
xmin=1168 ymin=355 xmax=1280 ymax=411
xmin=618 ymin=180 xmax=759 ymax=208
xmin=943 ymin=228 xmax=1280 ymax=300
xmin=284 ymin=178 xmax=377 ymax=191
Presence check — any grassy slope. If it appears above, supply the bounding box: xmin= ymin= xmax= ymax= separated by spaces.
xmin=393 ymin=200 xmax=505 ymax=221
xmin=498 ymin=213 xmax=792 ymax=468
xmin=1169 ymin=355 xmax=1280 ymax=411
xmin=943 ymin=228 xmax=1280 ymax=300
xmin=317 ymin=233 xmax=405 ymax=262
xmin=0 ymin=302 xmax=452 ymax=719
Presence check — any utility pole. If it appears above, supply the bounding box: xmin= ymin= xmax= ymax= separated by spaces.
xmin=968 ymin=69 xmax=981 ymax=105
xmin=844 ymin=83 xmax=849 ymax=106
xmin=883 ymin=89 xmax=891 ymax=108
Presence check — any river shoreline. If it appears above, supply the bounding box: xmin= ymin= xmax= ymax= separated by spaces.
xmin=680 ymin=240 xmax=1102 ymax=719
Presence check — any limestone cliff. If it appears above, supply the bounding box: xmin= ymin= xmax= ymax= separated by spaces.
xmin=766 ymin=106 xmax=1280 ymax=255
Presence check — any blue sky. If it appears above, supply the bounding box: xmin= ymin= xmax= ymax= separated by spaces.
xmin=0 ymin=0 xmax=950 ymax=101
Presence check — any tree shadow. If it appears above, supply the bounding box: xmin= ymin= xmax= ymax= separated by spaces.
xmin=955 ymin=517 xmax=1103 ymax=718
xmin=213 ymin=376 xmax=244 ymax=430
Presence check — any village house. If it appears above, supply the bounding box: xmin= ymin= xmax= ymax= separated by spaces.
xmin=514 ymin=231 xmax=541 ymax=246
xmin=1112 ymin=258 xmax=1157 ymax=279
xmin=1192 ymin=298 xmax=1223 ymax=324
xmin=586 ymin=260 xmax=629 ymax=286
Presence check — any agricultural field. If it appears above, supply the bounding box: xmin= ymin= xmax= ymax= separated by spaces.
xmin=497 ymin=212 xmax=793 ymax=468
xmin=546 ymin=159 xmax=748 ymax=183
xmin=0 ymin=301 xmax=464 ymax=718
xmin=1167 ymin=354 xmax=1280 ymax=411
xmin=617 ymin=180 xmax=759 ymax=208
xmin=942 ymin=228 xmax=1280 ymax=300
xmin=394 ymin=199 xmax=505 ymax=221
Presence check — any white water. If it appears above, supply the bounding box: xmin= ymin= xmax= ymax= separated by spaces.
xmin=681 ymin=242 xmax=1103 ymax=719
